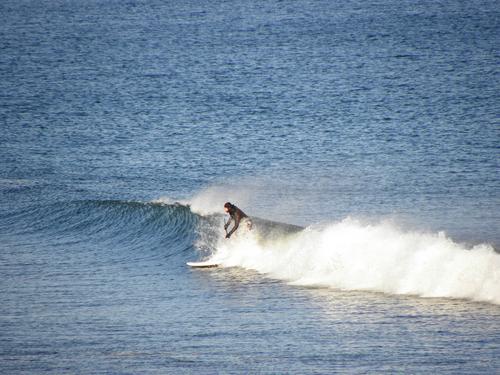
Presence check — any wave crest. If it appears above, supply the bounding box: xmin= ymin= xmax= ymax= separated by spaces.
xmin=209 ymin=218 xmax=500 ymax=305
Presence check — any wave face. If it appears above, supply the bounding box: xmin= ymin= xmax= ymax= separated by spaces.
xmin=1 ymin=200 xmax=199 ymax=264
xmin=203 ymin=217 xmax=500 ymax=305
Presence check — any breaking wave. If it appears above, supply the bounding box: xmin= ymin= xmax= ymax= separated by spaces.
xmin=3 ymin=198 xmax=498 ymax=305
xmin=203 ymin=216 xmax=500 ymax=305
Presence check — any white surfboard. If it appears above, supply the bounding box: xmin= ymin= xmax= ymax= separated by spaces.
xmin=186 ymin=260 xmax=220 ymax=268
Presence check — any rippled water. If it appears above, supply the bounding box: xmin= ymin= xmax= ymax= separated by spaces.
xmin=1 ymin=0 xmax=499 ymax=373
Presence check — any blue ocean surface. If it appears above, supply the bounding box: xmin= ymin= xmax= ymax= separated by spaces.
xmin=1 ymin=0 xmax=499 ymax=373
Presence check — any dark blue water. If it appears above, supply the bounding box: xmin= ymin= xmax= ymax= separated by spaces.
xmin=1 ymin=0 xmax=499 ymax=373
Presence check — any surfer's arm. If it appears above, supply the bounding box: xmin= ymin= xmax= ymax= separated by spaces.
xmin=226 ymin=216 xmax=240 ymax=238
xmin=224 ymin=216 xmax=232 ymax=231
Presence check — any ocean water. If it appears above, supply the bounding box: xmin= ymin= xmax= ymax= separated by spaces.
xmin=1 ymin=0 xmax=499 ymax=373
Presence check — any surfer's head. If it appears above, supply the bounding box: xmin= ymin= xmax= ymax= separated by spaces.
xmin=224 ymin=202 xmax=233 ymax=213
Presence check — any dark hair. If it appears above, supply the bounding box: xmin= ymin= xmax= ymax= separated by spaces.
xmin=224 ymin=202 xmax=233 ymax=209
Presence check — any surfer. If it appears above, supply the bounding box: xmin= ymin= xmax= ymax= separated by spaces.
xmin=223 ymin=202 xmax=252 ymax=238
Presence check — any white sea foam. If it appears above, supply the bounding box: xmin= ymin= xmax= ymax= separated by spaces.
xmin=209 ymin=217 xmax=500 ymax=305
xmin=150 ymin=196 xmax=182 ymax=205
xmin=186 ymin=184 xmax=255 ymax=216
xmin=152 ymin=184 xmax=255 ymax=215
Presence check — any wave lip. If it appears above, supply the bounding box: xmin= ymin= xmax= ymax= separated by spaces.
xmin=210 ymin=218 xmax=500 ymax=305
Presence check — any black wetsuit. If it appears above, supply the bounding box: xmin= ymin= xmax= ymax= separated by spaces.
xmin=224 ymin=205 xmax=249 ymax=238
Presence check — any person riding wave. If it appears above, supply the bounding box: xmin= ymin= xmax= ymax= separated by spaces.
xmin=223 ymin=202 xmax=252 ymax=238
